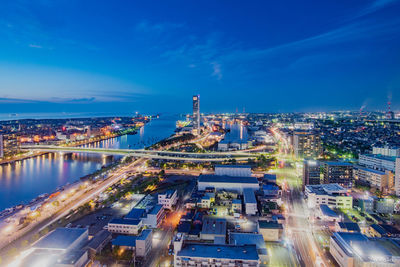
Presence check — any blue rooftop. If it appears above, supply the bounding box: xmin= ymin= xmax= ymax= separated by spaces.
xmin=177 ymin=244 xmax=259 ymax=260
xmin=125 ymin=208 xmax=145 ymax=220
xmin=320 ymin=204 xmax=339 ymax=218
xmin=198 ymin=174 xmax=258 ymax=184
xmin=109 ymin=218 xmax=141 ymax=226
xmin=361 ymin=154 xmax=396 ymax=162
xmin=230 ymin=233 xmax=267 ymax=256
xmin=33 ymin=228 xmax=87 ymax=250
xmin=112 ymin=235 xmax=137 ymax=247
xmin=338 ymin=222 xmax=360 ymax=232
xmin=137 ymin=229 xmax=152 ymax=240
xmin=323 ymin=161 xmax=353 ymax=166
xmin=148 ymin=204 xmax=163 ymax=215
xmin=243 ymin=188 xmax=257 ymax=204
xmin=354 ymin=166 xmax=386 ymax=175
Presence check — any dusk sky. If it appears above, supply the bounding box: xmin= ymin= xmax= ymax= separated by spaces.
xmin=1 ymin=0 xmax=400 ymax=114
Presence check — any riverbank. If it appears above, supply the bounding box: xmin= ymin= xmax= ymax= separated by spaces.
xmin=0 ymin=115 xmax=178 ymax=210
xmin=0 ymin=125 xmax=140 ymax=166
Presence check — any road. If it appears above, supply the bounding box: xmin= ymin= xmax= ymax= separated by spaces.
xmin=278 ymin=164 xmax=330 ymax=267
xmin=0 ymin=158 xmax=147 ymax=263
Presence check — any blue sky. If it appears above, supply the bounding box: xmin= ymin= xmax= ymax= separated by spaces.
xmin=0 ymin=0 xmax=400 ymax=114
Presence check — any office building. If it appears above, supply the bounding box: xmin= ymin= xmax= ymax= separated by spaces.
xmin=322 ymin=162 xmax=353 ymax=187
xmin=111 ymin=229 xmax=153 ymax=257
xmin=305 ymin=184 xmax=352 ymax=209
xmin=142 ymin=204 xmax=164 ymax=228
xmin=243 ymin=188 xmax=257 ymax=215
xmin=108 ymin=218 xmax=143 ymax=235
xmin=353 ymin=197 xmax=374 ymax=213
xmin=257 ymin=220 xmax=283 ymax=242
xmin=0 ymin=134 xmax=20 ymax=158
xmin=215 ymin=165 xmax=252 ymax=177
xmin=358 ymin=154 xmax=397 ymax=172
xmin=174 ymin=243 xmax=260 ymax=267
xmin=303 ymin=160 xmax=321 ymax=186
xmin=353 ymin=166 xmax=392 ymax=192
xmin=373 ymin=146 xmax=400 ymax=157
xmin=193 ymin=95 xmax=200 ymax=135
xmin=0 ymin=134 xmax=3 ymax=158
xmin=396 ymin=158 xmax=400 ymax=196
xmin=158 ymin=189 xmax=178 ymax=210
xmin=198 ymin=174 xmax=259 ymax=193
xmin=292 ymin=131 xmax=322 ymax=159
xmin=374 ymin=198 xmax=395 ymax=214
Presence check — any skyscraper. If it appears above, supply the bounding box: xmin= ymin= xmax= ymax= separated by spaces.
xmin=293 ymin=131 xmax=322 ymax=159
xmin=192 ymin=95 xmax=200 ymax=134
xmin=0 ymin=134 xmax=3 ymax=158
xmin=303 ymin=160 xmax=321 ymax=187
xmin=322 ymin=161 xmax=353 ymax=187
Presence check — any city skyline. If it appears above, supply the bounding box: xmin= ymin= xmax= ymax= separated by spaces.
xmin=0 ymin=0 xmax=400 ymax=114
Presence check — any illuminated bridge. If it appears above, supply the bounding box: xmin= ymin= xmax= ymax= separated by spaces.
xmin=21 ymin=145 xmax=259 ymax=162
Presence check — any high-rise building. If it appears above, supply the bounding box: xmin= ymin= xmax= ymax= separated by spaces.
xmin=322 ymin=161 xmax=353 ymax=187
xmin=396 ymin=158 xmax=400 ymax=196
xmin=192 ymin=94 xmax=200 ymax=134
xmin=0 ymin=134 xmax=3 ymax=158
xmin=292 ymin=131 xmax=322 ymax=159
xmin=303 ymin=160 xmax=321 ymax=187
xmin=372 ymin=146 xmax=400 ymax=157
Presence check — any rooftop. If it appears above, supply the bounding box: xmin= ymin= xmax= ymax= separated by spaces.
xmin=305 ymin=183 xmax=347 ymax=195
xmin=33 ymin=228 xmax=88 ymax=250
xmin=243 ymin=188 xmax=257 ymax=204
xmin=201 ymin=217 xmax=227 ymax=236
xmin=320 ymin=204 xmax=339 ymax=218
xmin=323 ymin=161 xmax=353 ymax=166
xmin=177 ymin=244 xmax=259 ymax=261
xmin=258 ymin=220 xmax=283 ymax=229
xmin=215 ymin=165 xmax=251 ymax=169
xmin=198 ymin=174 xmax=259 ymax=184
xmin=148 ymin=204 xmax=163 ymax=215
xmin=137 ymin=229 xmax=152 ymax=240
xmin=159 ymin=189 xmax=177 ymax=198
xmin=354 ymin=166 xmax=386 ymax=175
xmin=360 ymin=154 xmax=397 ymax=162
xmin=229 ymin=233 xmax=268 ymax=256
xmin=109 ymin=218 xmax=142 ymax=226
xmin=338 ymin=222 xmax=361 ymax=232
xmin=125 ymin=208 xmax=145 ymax=220
xmin=112 ymin=235 xmax=137 ymax=247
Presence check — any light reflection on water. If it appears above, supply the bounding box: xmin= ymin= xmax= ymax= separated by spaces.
xmin=0 ymin=115 xmax=178 ymax=210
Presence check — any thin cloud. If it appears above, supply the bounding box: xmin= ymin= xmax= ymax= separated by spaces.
xmin=356 ymin=0 xmax=400 ymax=18
xmin=211 ymin=62 xmax=222 ymax=80
xmin=28 ymin=44 xmax=43 ymax=49
xmin=135 ymin=20 xmax=184 ymax=33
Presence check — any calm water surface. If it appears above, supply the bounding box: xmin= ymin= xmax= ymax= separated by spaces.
xmin=0 ymin=115 xmax=178 ymax=210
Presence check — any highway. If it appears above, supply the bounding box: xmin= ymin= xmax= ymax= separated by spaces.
xmin=0 ymin=158 xmax=147 ymax=264
xmin=21 ymin=145 xmax=259 ymax=162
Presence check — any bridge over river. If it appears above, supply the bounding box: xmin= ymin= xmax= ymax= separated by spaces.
xmin=22 ymin=145 xmax=260 ymax=162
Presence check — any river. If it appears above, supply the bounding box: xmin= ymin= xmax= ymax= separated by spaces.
xmin=0 ymin=114 xmax=178 ymax=211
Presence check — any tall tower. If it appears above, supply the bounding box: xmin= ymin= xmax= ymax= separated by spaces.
xmin=0 ymin=134 xmax=3 ymax=158
xmin=192 ymin=95 xmax=200 ymax=135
